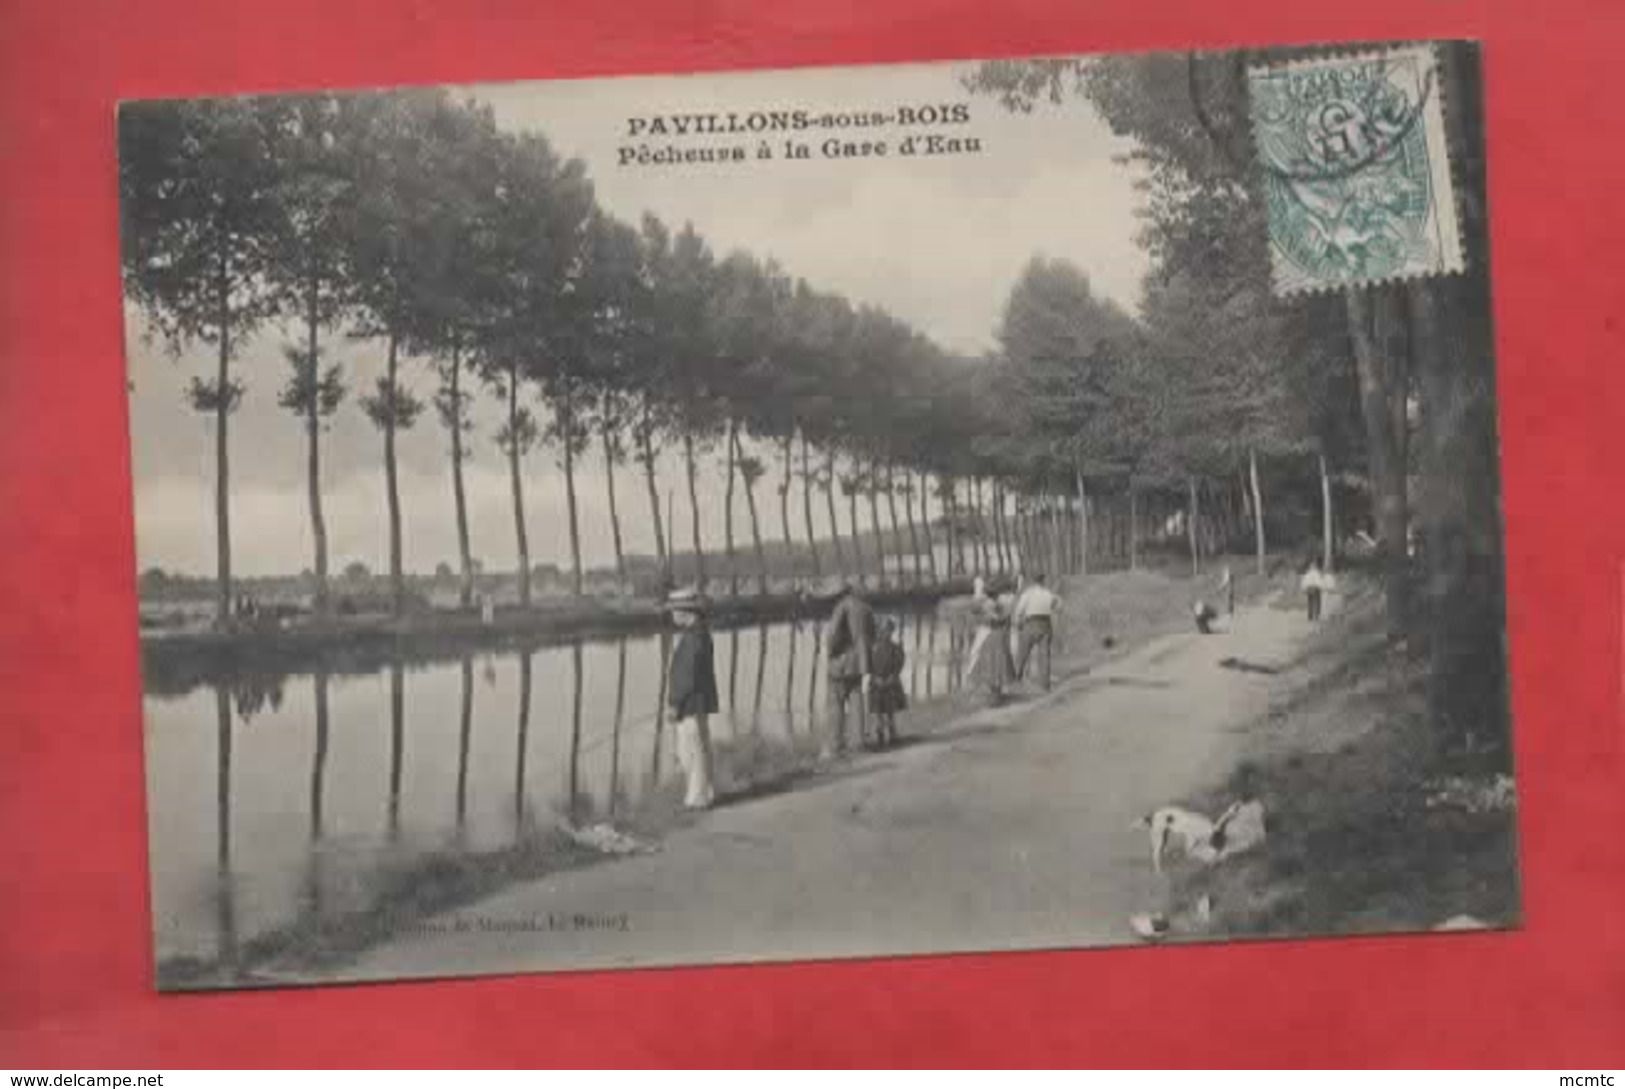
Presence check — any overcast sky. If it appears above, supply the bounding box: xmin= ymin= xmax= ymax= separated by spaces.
xmin=127 ymin=58 xmax=1151 ymax=577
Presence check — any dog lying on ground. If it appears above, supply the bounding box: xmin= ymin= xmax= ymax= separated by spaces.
xmin=1133 ymin=799 xmax=1267 ymax=874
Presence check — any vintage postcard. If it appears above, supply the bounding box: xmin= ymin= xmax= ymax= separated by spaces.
xmin=119 ymin=40 xmax=1517 ymax=990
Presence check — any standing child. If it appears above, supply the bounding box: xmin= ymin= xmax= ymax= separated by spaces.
xmin=868 ymin=617 xmax=908 ymax=748
xmin=1301 ymin=558 xmax=1326 ymax=621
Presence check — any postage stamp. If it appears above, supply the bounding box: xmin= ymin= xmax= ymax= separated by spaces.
xmin=1248 ymin=44 xmax=1465 ymax=295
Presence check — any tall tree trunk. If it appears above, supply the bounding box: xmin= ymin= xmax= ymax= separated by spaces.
xmin=560 ymin=377 xmax=582 ymax=597
xmin=779 ymin=433 xmax=797 ymax=581
xmin=918 ymin=470 xmax=938 ymax=584
xmin=602 ymin=422 xmax=627 ymax=590
xmin=448 ymin=341 xmax=474 ymax=609
xmin=885 ymin=462 xmax=907 ymax=587
xmin=1188 ymin=475 xmax=1201 ymax=576
xmin=799 ymin=431 xmax=822 ymax=582
xmin=1032 ymin=494 xmax=1046 ymax=575
xmin=824 ymin=448 xmax=848 ymax=583
xmin=847 ymin=472 xmax=866 ymax=587
xmin=984 ymin=481 xmax=999 ymax=574
xmin=984 ymin=480 xmax=1000 ymax=575
xmin=1411 ymin=46 xmax=1508 ymax=746
xmin=968 ymin=481 xmax=981 ymax=578
xmin=683 ymin=432 xmax=707 ymax=591
xmin=1006 ymin=485 xmax=1022 ymax=575
xmin=506 ymin=363 xmax=530 ymax=609
xmin=723 ymin=419 xmax=738 ymax=597
xmin=384 ymin=334 xmax=405 ymax=616
xmin=947 ymin=476 xmax=966 ymax=576
xmin=989 ymin=482 xmax=1006 ymax=575
xmin=737 ymin=429 xmax=769 ymax=595
xmin=1012 ymin=496 xmax=1028 ymax=572
xmin=1075 ymin=463 xmax=1089 ymax=577
xmin=638 ymin=410 xmax=669 ymax=589
xmin=1002 ymin=484 xmax=1017 ymax=574
xmin=303 ymin=264 xmax=330 ymax=617
xmin=1129 ymin=479 xmax=1139 ymax=572
xmin=867 ymin=458 xmax=888 ymax=588
xmin=1348 ymin=285 xmax=1412 ymax=637
xmin=1248 ymin=448 xmax=1267 ymax=577
xmin=213 ymin=251 xmax=233 ymax=626
xmin=1320 ymin=451 xmax=1334 ymax=573
xmin=1050 ymin=493 xmax=1065 ymax=577
xmin=1068 ymin=494 xmax=1080 ymax=574
xmin=900 ymin=466 xmax=923 ymax=585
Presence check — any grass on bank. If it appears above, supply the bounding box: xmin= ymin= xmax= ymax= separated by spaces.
xmin=1168 ymin=574 xmax=1520 ymax=940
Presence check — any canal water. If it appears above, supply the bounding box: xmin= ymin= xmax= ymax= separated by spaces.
xmin=143 ymin=607 xmax=972 ymax=970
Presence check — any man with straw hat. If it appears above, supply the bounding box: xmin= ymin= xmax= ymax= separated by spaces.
xmin=665 ymin=587 xmax=718 ymax=809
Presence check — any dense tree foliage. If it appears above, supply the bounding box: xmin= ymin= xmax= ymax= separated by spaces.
xmin=967 ymin=45 xmax=1508 ymax=749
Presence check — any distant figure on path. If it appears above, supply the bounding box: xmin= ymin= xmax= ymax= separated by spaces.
xmin=665 ymin=588 xmax=718 ymax=809
xmin=1013 ymin=572 xmax=1062 ymax=691
xmin=1300 ymin=559 xmax=1334 ymax=621
xmin=868 ymin=616 xmax=908 ymax=747
xmin=823 ymin=580 xmax=876 ymax=758
xmin=965 ymin=576 xmax=1016 ymax=706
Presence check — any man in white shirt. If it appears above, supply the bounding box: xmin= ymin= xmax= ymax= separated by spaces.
xmin=1013 ymin=572 xmax=1063 ymax=690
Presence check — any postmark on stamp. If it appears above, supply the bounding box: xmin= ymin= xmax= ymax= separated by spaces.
xmin=1248 ymin=44 xmax=1464 ymax=295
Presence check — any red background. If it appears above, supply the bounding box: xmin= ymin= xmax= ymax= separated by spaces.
xmin=2 ymin=0 xmax=1622 ymax=1067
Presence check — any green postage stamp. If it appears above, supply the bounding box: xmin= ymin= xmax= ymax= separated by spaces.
xmin=1249 ymin=44 xmax=1464 ymax=295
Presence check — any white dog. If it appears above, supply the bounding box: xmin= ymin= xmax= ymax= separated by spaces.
xmin=1133 ymin=800 xmax=1265 ymax=874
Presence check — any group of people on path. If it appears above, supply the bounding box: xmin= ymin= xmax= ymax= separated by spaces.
xmin=963 ymin=572 xmax=1064 ymax=705
xmin=660 ymin=573 xmax=1066 ymax=809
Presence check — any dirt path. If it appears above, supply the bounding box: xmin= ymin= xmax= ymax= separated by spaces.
xmin=304 ymin=591 xmax=1313 ymax=984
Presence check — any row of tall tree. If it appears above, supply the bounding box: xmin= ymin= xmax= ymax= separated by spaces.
xmin=119 ymin=89 xmax=1087 ymax=624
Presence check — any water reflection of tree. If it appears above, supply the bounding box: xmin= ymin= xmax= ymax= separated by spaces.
xmin=926 ymin=614 xmax=938 ymax=699
xmin=566 ymin=642 xmax=585 ymax=824
xmin=213 ymin=684 xmax=237 ymax=968
xmin=513 ymin=650 xmax=533 ymax=830
xmin=728 ymin=627 xmax=740 ymax=720
xmin=752 ymin=624 xmax=768 ymax=731
xmin=455 ymin=656 xmax=474 ymax=834
xmin=309 ymin=670 xmax=330 ymax=842
xmin=910 ymin=615 xmax=922 ymax=700
xmin=387 ymin=663 xmax=405 ymax=842
xmin=304 ymin=669 xmax=330 ymax=919
xmin=649 ymin=630 xmax=670 ymax=790
xmin=807 ymin=624 xmax=822 ymax=724
xmin=608 ymin=638 xmax=627 ymax=818
xmin=784 ymin=619 xmax=799 ymax=733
